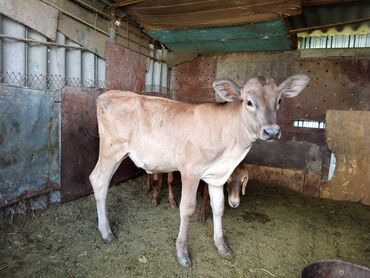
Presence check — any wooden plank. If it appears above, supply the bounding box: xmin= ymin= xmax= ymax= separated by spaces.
xmin=162 ymin=36 xmax=294 ymax=53
xmin=58 ymin=14 xmax=107 ymax=58
xmin=321 ymin=110 xmax=370 ymax=205
xmin=110 ymin=0 xmax=146 ymax=8
xmin=44 ymin=0 xmax=151 ymax=51
xmin=126 ymin=0 xmax=302 ymax=29
xmin=0 ymin=0 xmax=58 ymax=40
xmin=146 ymin=20 xmax=288 ymax=43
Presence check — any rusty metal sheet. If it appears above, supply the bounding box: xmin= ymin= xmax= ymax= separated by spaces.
xmin=0 ymin=86 xmax=60 ymax=208
xmin=0 ymin=0 xmax=58 ymax=40
xmin=321 ymin=110 xmax=370 ymax=205
xmin=61 ymin=87 xmax=142 ymax=202
xmin=215 ymin=51 xmax=369 ymax=123
xmin=105 ymin=42 xmax=147 ymax=92
xmin=171 ymin=55 xmax=217 ymax=103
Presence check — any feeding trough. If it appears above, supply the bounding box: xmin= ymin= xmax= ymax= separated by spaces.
xmin=301 ymin=260 xmax=370 ymax=278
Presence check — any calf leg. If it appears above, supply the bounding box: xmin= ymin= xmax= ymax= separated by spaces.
xmin=208 ymin=184 xmax=232 ymax=257
xmin=151 ymin=173 xmax=161 ymax=207
xmin=167 ymin=172 xmax=176 ymax=208
xmin=176 ymin=174 xmax=199 ymax=268
xmin=198 ymin=181 xmax=209 ymax=223
xmin=90 ymin=155 xmax=124 ymax=243
xmin=145 ymin=174 xmax=151 ymax=192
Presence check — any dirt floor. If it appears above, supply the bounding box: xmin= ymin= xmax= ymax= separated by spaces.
xmin=1 ymin=176 xmax=369 ymax=278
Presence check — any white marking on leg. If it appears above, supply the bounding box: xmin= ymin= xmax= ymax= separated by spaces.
xmin=208 ymin=184 xmax=231 ymax=256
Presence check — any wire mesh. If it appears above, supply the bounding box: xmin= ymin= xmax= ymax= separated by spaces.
xmin=142 ymin=84 xmax=216 ymax=103
xmin=0 ymin=71 xmax=105 ymax=91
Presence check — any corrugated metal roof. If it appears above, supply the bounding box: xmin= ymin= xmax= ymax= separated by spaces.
xmin=288 ymin=1 xmax=370 ymax=34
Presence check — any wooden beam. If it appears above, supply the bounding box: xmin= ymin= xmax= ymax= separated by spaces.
xmin=110 ymin=0 xmax=146 ymax=9
xmin=125 ymin=0 xmax=302 ymax=30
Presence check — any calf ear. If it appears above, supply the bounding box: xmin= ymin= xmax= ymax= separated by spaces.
xmin=213 ymin=79 xmax=242 ymax=102
xmin=278 ymin=74 xmax=309 ymax=98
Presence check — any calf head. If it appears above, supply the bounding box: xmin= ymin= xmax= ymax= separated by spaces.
xmin=213 ymin=75 xmax=309 ymax=140
xmin=227 ymin=171 xmax=249 ymax=208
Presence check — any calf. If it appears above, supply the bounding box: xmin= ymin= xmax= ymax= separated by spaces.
xmin=89 ymin=74 xmax=309 ymax=267
xmin=198 ymin=163 xmax=249 ymax=223
xmin=146 ymin=172 xmax=176 ymax=208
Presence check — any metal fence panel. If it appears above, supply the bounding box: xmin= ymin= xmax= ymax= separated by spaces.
xmin=61 ymin=87 xmax=142 ymax=201
xmin=0 ymin=86 xmax=60 ymax=207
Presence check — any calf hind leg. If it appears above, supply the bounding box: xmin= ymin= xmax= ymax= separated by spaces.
xmin=90 ymin=155 xmax=125 ymax=243
xmin=176 ymin=175 xmax=199 ymax=268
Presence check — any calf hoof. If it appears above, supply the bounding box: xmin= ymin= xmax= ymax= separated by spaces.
xmin=102 ymin=233 xmax=114 ymax=244
xmin=169 ymin=199 xmax=177 ymax=208
xmin=151 ymin=199 xmax=158 ymax=208
xmin=198 ymin=209 xmax=207 ymax=224
xmin=217 ymin=244 xmax=233 ymax=258
xmin=176 ymin=255 xmax=191 ymax=268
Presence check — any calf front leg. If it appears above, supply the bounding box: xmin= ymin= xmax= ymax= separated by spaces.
xmin=176 ymin=175 xmax=199 ymax=268
xmin=208 ymin=184 xmax=232 ymax=257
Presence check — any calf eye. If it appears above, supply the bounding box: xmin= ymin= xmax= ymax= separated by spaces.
xmin=278 ymin=98 xmax=282 ymax=104
xmin=247 ymin=100 xmax=253 ymax=107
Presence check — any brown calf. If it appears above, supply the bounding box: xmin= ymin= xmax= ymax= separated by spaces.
xmin=198 ymin=163 xmax=249 ymax=223
xmin=89 ymin=74 xmax=309 ymax=267
xmin=146 ymin=172 xmax=176 ymax=208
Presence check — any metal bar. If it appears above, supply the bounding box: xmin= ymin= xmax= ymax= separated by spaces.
xmin=82 ymin=51 xmax=95 ymax=87
xmin=2 ymin=18 xmax=26 ymax=86
xmin=28 ymin=30 xmax=48 ymax=89
xmin=0 ymin=34 xmax=89 ymax=51
xmin=49 ymin=32 xmax=66 ymax=90
xmin=126 ymin=18 xmax=129 ymax=47
xmin=66 ymin=39 xmax=82 ymax=87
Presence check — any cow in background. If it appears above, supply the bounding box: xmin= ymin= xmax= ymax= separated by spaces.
xmin=198 ymin=162 xmax=249 ymax=223
xmin=146 ymin=172 xmax=176 ymax=208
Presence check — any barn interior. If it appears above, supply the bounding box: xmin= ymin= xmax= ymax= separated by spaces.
xmin=0 ymin=0 xmax=369 ymax=277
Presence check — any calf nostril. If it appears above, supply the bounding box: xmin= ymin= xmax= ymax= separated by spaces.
xmin=263 ymin=129 xmax=270 ymax=137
